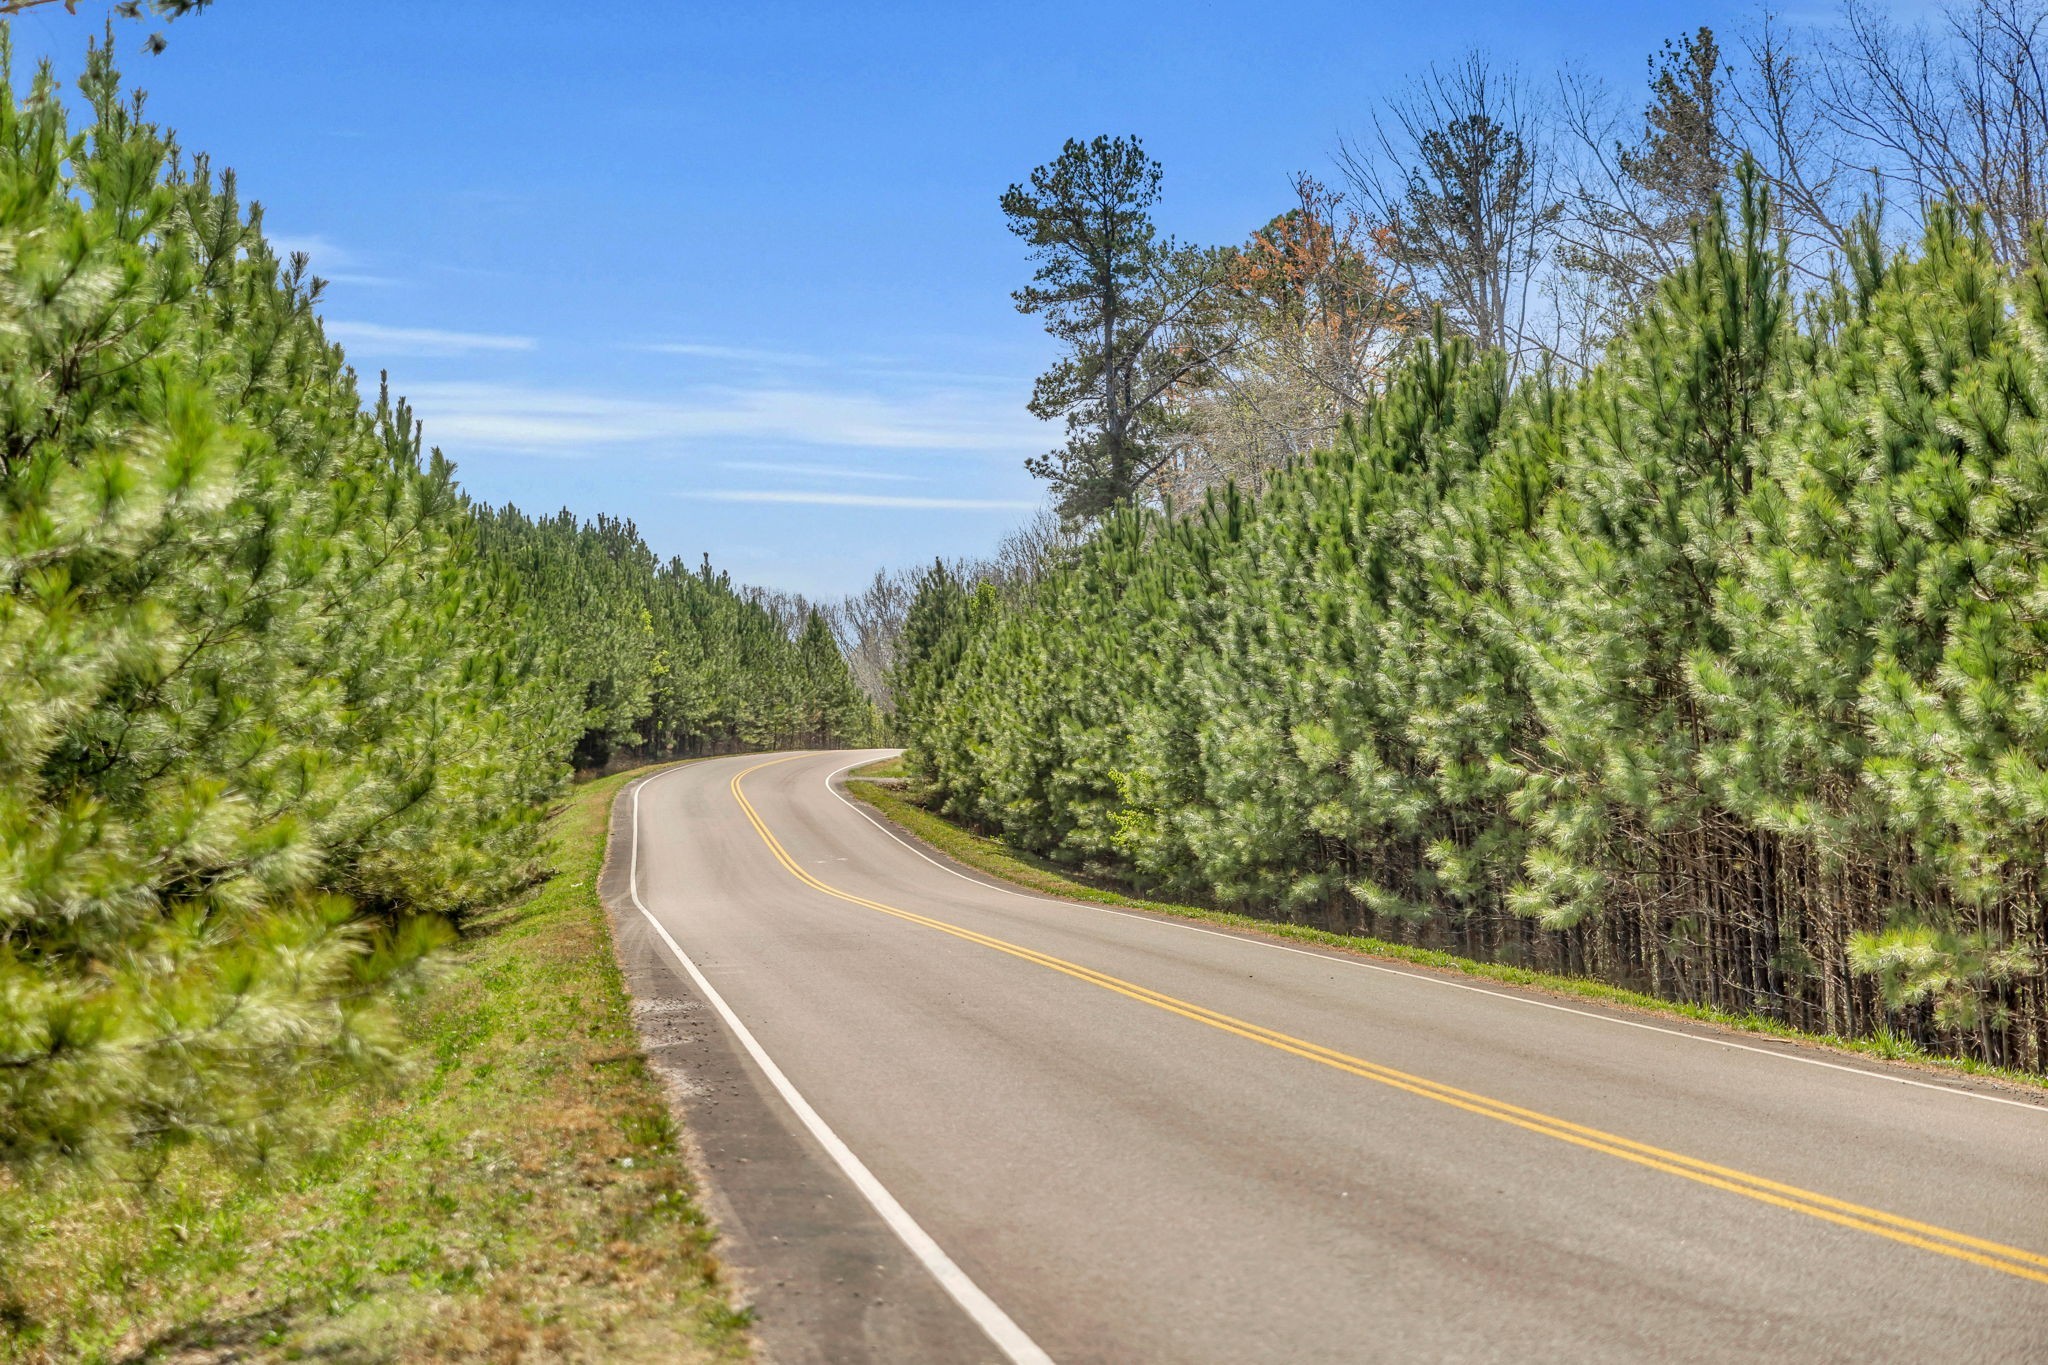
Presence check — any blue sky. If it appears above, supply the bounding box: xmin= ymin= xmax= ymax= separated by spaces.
xmin=13 ymin=0 xmax=1763 ymax=597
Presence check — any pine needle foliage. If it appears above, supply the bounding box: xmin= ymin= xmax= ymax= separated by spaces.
xmin=0 ymin=39 xmax=542 ymax=1173
xmin=471 ymin=508 xmax=875 ymax=765
xmin=898 ymin=164 xmax=2048 ymax=1071
xmin=0 ymin=37 xmax=870 ymax=1180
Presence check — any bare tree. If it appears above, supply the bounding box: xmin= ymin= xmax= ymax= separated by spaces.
xmin=1818 ymin=0 xmax=2048 ymax=265
xmin=1551 ymin=30 xmax=1729 ymax=352
xmin=824 ymin=568 xmax=917 ymax=711
xmin=1719 ymin=11 xmax=1869 ymax=274
xmin=1545 ymin=13 xmax=1897 ymax=311
xmin=1705 ymin=1 xmax=2048 ymax=275
xmin=744 ymin=586 xmax=819 ymax=636
xmin=820 ymin=511 xmax=1079 ymax=713
xmin=1339 ymin=52 xmax=1559 ymax=372
xmin=981 ymin=508 xmax=1083 ymax=590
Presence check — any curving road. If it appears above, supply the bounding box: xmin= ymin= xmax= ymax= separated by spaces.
xmin=605 ymin=750 xmax=2048 ymax=1364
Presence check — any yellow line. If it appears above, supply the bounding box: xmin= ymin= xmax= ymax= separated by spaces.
xmin=729 ymin=756 xmax=2048 ymax=1288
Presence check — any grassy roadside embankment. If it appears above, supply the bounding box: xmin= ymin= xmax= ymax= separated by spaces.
xmin=845 ymin=763 xmax=2048 ymax=1095
xmin=0 ymin=765 xmax=750 ymax=1365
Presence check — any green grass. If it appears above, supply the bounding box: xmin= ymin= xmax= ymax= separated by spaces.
xmin=0 ymin=765 xmax=752 ymax=1364
xmin=846 ymin=778 xmax=2048 ymax=1095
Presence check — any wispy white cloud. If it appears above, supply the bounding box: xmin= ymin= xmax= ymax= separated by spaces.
xmin=269 ymin=236 xmax=395 ymax=288
xmin=271 ymin=233 xmax=357 ymax=267
xmin=717 ymin=459 xmax=921 ymax=483
xmin=639 ymin=341 xmax=828 ymax=366
xmin=328 ymin=322 xmax=537 ymax=357
xmin=403 ymin=380 xmax=1048 ymax=455
xmin=689 ymin=490 xmax=1038 ymax=511
xmin=638 ymin=341 xmax=1025 ymax=389
xmin=847 ymin=362 xmax=1029 ymax=387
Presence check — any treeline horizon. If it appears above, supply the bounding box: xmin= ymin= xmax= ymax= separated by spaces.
xmin=898 ymin=175 xmax=2048 ymax=1071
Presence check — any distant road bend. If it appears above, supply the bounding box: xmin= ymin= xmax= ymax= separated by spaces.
xmin=616 ymin=750 xmax=2048 ymax=1364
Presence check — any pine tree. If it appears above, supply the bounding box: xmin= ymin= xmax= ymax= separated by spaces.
xmin=898 ymin=167 xmax=2048 ymax=1069
xmin=0 ymin=43 xmax=534 ymax=1171
xmin=0 ymin=37 xmax=877 ymax=1180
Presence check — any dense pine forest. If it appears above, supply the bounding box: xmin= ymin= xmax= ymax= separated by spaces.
xmin=897 ymin=176 xmax=2048 ymax=1071
xmin=474 ymin=507 xmax=873 ymax=770
xmin=0 ymin=46 xmax=867 ymax=1176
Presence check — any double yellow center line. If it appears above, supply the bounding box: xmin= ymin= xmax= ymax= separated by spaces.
xmin=730 ymin=757 xmax=2048 ymax=1288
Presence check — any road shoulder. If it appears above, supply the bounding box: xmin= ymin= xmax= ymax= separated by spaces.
xmin=599 ymin=763 xmax=1005 ymax=1365
xmin=843 ymin=774 xmax=2048 ymax=1108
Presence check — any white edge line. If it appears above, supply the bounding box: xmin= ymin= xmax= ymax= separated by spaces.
xmin=824 ymin=755 xmax=2048 ymax=1116
xmin=626 ymin=763 xmax=1056 ymax=1365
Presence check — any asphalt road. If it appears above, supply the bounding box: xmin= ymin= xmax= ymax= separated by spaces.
xmin=610 ymin=750 xmax=2048 ymax=1364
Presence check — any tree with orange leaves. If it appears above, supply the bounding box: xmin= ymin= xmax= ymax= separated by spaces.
xmin=1154 ymin=176 xmax=1417 ymax=502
